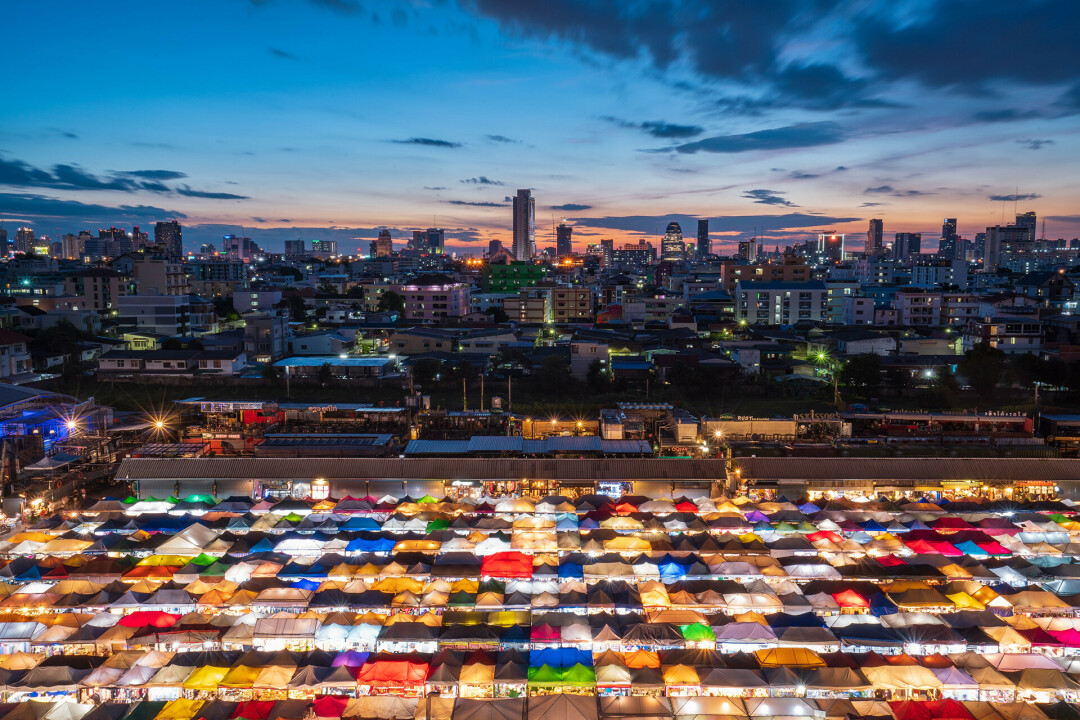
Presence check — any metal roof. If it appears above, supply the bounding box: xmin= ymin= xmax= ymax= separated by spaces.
xmin=116 ymin=457 xmax=725 ymax=481
xmin=731 ymin=457 xmax=1080 ymax=482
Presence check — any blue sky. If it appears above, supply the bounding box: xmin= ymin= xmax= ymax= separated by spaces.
xmin=2 ymin=0 xmax=1079 ymax=254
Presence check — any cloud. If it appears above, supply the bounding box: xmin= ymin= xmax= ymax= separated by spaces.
xmin=461 ymin=176 xmax=504 ymax=185
xmin=552 ymin=203 xmax=592 ymax=211
xmin=854 ymin=1 xmax=1080 ymax=90
xmin=743 ymin=189 xmax=797 ymax=207
xmin=789 ymin=171 xmax=819 ymax=180
xmin=860 ymin=202 xmax=887 ymax=207
xmin=486 ymin=134 xmax=519 ymax=143
xmin=989 ymin=193 xmax=1041 ymax=202
xmin=423 ymin=186 xmax=448 ymax=191
xmin=176 ymin=185 xmax=250 ymax=200
xmin=48 ymin=128 xmax=79 ymax=139
xmin=1017 ymin=139 xmax=1055 ymax=150
xmin=448 ymin=200 xmax=508 ymax=207
xmin=572 ymin=212 xmax=860 ymax=236
xmin=971 ymin=108 xmax=1044 ymax=123
xmin=119 ymin=170 xmax=189 ymax=180
xmin=670 ymin=122 xmax=845 ymax=154
xmin=0 ymin=192 xmax=185 ymax=223
xmin=391 ymin=137 xmax=463 ymax=148
xmin=268 ymin=46 xmax=303 ymax=61
xmin=604 ymin=116 xmax=704 ymax=138
xmin=865 ymin=185 xmax=894 ymax=194
xmin=865 ymin=185 xmax=933 ymax=197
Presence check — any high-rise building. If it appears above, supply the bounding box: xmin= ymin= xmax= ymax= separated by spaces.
xmin=375 ymin=229 xmax=393 ymax=257
xmin=600 ymin=238 xmax=614 ymax=266
xmin=15 ymin=227 xmax=35 ymax=253
xmin=223 ymin=234 xmax=260 ymax=260
xmin=100 ymin=226 xmax=129 ymax=256
xmin=556 ymin=223 xmax=573 ymax=256
xmin=0 ymin=229 xmax=8 ymax=255
xmin=939 ymin=218 xmax=958 ymax=259
xmin=61 ymin=234 xmax=81 ymax=260
xmin=737 ymin=238 xmax=758 ymax=261
xmin=893 ymin=232 xmax=921 ymax=260
xmin=984 ymin=225 xmax=1032 ymax=269
xmin=310 ymin=239 xmax=338 ymax=256
xmin=284 ymin=239 xmax=305 ymax=257
xmin=697 ymin=219 xmax=710 ymax=258
xmin=816 ymin=232 xmax=845 ymax=263
xmin=424 ymin=228 xmax=444 ymax=255
xmin=487 ymin=239 xmax=504 ymax=257
xmin=512 ymin=189 xmax=535 ymax=261
xmin=154 ymin=220 xmax=182 ymax=258
xmin=865 ymin=219 xmax=884 ymax=256
xmin=1016 ymin=212 xmax=1037 ymax=243
xmin=661 ymin=222 xmax=685 ymax=263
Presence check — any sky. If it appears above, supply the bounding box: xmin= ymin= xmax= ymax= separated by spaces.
xmin=2 ymin=0 xmax=1079 ymax=255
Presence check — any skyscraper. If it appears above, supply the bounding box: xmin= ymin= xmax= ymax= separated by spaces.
xmin=425 ymin=228 xmax=444 ymax=255
xmin=310 ymin=239 xmax=338 ymax=256
xmin=512 ymin=189 xmax=535 ymax=261
xmin=155 ymin=220 xmax=182 ymax=257
xmin=0 ymin=229 xmax=7 ymax=255
xmin=737 ymin=238 xmax=757 ymax=261
xmin=284 ymin=239 xmax=305 ymax=257
xmin=1016 ymin=212 xmax=1037 ymax=243
xmin=374 ymin=230 xmax=393 ymax=257
xmin=15 ymin=227 xmax=35 ymax=253
xmin=697 ymin=219 xmax=710 ymax=258
xmin=556 ymin=223 xmax=573 ymax=256
xmin=865 ymin=219 xmax=884 ymax=256
xmin=661 ymin=221 xmax=685 ymax=262
xmin=939 ymin=218 xmax=958 ymax=259
xmin=893 ymin=232 xmax=921 ymax=260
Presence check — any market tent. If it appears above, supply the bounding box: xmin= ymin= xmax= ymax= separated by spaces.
xmin=526 ymin=695 xmax=598 ymax=720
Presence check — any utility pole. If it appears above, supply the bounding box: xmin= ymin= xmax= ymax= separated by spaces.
xmin=480 ymin=373 xmax=484 ymax=412
xmin=462 ymin=379 xmax=467 ymax=412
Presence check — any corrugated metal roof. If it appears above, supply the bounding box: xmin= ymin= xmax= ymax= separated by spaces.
xmin=117 ymin=457 xmax=726 ymax=481
xmin=732 ymin=457 xmax=1080 ymax=482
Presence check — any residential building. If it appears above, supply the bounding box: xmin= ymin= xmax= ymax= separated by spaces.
xmin=512 ymin=189 xmax=535 ymax=260
xmin=911 ymin=257 xmax=968 ymax=289
xmin=894 ymin=232 xmax=921 ymax=260
xmin=719 ymin=258 xmax=811 ymax=294
xmin=865 ymin=218 xmax=884 ymax=256
xmin=63 ymin=269 xmax=131 ymax=314
xmin=483 ymin=262 xmax=547 ymax=292
xmin=284 ymin=239 xmax=306 ymax=257
xmin=310 ymin=239 xmax=338 ymax=257
xmin=243 ymin=310 xmax=289 ymax=363
xmin=388 ymin=328 xmax=457 ymax=354
xmin=128 ymin=252 xmax=190 ymax=295
xmin=374 ymin=230 xmax=393 ymax=257
xmin=556 ymin=224 xmax=572 ymax=256
xmin=395 ymin=279 xmax=471 ymax=322
xmin=734 ymin=281 xmax=828 ymax=325
xmin=697 ymin=219 xmax=709 ymax=258
xmin=0 ymin=329 xmax=32 ymax=380
xmin=233 ymin=290 xmax=283 ymax=314
xmin=962 ymin=317 xmax=1042 ymax=354
xmin=894 ymin=291 xmax=943 ymax=326
xmin=154 ymin=220 xmax=182 ymax=257
xmin=117 ymin=293 xmax=216 ymax=336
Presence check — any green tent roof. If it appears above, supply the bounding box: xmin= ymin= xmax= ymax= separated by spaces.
xmin=680 ymin=622 xmax=716 ymax=642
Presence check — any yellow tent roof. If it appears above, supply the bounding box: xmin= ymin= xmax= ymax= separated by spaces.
xmin=155 ymin=699 xmax=205 ymax=720
xmin=946 ymin=592 xmax=986 ymax=610
xmin=459 ymin=664 xmax=495 ymax=685
xmin=137 ymin=555 xmax=194 ymax=567
xmin=253 ymin=665 xmax=297 ymax=688
xmin=605 ymin=536 xmax=651 ymax=552
xmin=183 ymin=665 xmax=230 ymax=691
xmin=218 ymin=665 xmax=261 ymax=689
xmin=373 ymin=577 xmax=424 ymax=594
xmin=451 ymin=579 xmax=479 ymax=593
xmin=662 ymin=664 xmax=700 ymax=686
xmin=754 ymin=647 xmax=825 ymax=668
xmin=393 ymin=539 xmax=441 ymax=553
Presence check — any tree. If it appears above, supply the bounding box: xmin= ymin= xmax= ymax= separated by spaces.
xmin=958 ymin=342 xmax=1007 ymax=397
xmin=839 ymin=353 xmax=883 ymax=397
xmin=377 ymin=290 xmax=405 ymax=314
xmin=277 ymin=295 xmax=308 ymax=322
xmin=486 ymin=306 xmax=509 ymax=324
xmin=317 ymin=363 xmax=333 ymax=385
xmin=536 ymin=355 xmax=572 ymax=391
xmin=261 ymin=363 xmax=282 ymax=383
xmin=411 ymin=358 xmax=441 ymax=388
xmin=213 ymin=298 xmax=240 ymax=323
xmin=586 ymin=358 xmax=610 ymax=393
xmin=160 ymin=338 xmax=184 ymax=350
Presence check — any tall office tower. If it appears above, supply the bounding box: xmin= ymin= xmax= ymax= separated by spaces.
xmin=155 ymin=220 xmax=182 ymax=257
xmin=487 ymin=239 xmax=503 ymax=257
xmin=938 ymin=218 xmax=958 ymax=258
xmin=61 ymin=234 xmax=80 ymax=259
xmin=131 ymin=225 xmax=149 ymax=249
xmin=284 ymin=239 xmax=305 ymax=257
xmin=425 ymin=228 xmax=445 ymax=255
xmin=0 ymin=229 xmax=7 ymax=255
xmin=865 ymin=219 xmax=884 ymax=256
xmin=661 ymin=221 xmax=685 ymax=262
xmin=1016 ymin=212 xmax=1037 ymax=243
xmin=15 ymin=227 xmax=35 ymax=253
xmin=893 ymin=232 xmax=921 ymax=260
xmin=100 ymin=226 xmax=131 ymax=255
xmin=556 ymin=223 xmax=573 ymax=256
xmin=375 ymin=229 xmax=393 ymax=257
xmin=984 ymin=225 xmax=1031 ymax=269
xmin=310 ymin=239 xmax=338 ymax=256
xmin=512 ymin=189 xmax=536 ymax=260
xmin=697 ymin=219 xmax=710 ymax=258
xmin=600 ymin=238 xmax=614 ymax=266
xmin=410 ymin=231 xmax=426 ymax=252
xmin=817 ymin=232 xmax=845 ymax=262
xmin=738 ymin=238 xmax=758 ymax=261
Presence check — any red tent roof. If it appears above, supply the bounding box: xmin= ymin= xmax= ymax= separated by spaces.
xmin=481 ymin=551 xmax=534 ymax=579
xmin=117 ymin=611 xmax=181 ymax=628
xmin=831 ymin=589 xmax=869 ymax=608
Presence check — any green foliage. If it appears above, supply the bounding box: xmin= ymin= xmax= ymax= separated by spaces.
xmin=317 ymin=363 xmax=333 ymax=385
xmin=586 ymin=358 xmax=610 ymax=392
xmin=958 ymin=342 xmax=1007 ymax=396
xmin=377 ymin=290 xmax=406 ymax=314
xmin=839 ymin=353 xmax=882 ymax=396
xmin=277 ymin=295 xmax=308 ymax=322
xmin=411 ymin=358 xmax=441 ymax=388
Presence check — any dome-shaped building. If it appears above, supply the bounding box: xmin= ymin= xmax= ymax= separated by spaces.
xmin=661 ymin=221 xmax=685 ymax=262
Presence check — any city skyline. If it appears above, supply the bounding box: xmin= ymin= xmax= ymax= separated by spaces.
xmin=3 ymin=0 xmax=1080 ymax=254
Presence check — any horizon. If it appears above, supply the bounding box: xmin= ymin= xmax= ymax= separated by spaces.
xmin=3 ymin=0 xmax=1078 ymax=254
